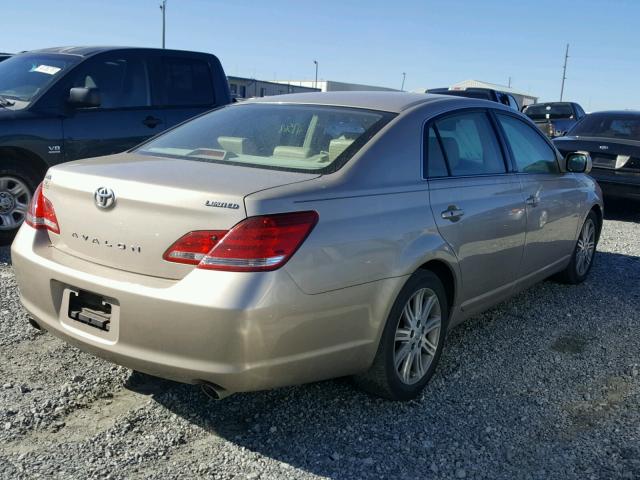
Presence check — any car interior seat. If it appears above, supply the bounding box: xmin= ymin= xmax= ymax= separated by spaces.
xmin=272 ymin=146 xmax=313 ymax=159
xmin=328 ymin=137 xmax=355 ymax=162
xmin=217 ymin=136 xmax=258 ymax=156
xmin=440 ymin=137 xmax=461 ymax=171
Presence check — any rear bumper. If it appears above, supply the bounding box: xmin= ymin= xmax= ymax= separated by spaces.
xmin=11 ymin=226 xmax=405 ymax=393
xmin=591 ymin=170 xmax=640 ymax=199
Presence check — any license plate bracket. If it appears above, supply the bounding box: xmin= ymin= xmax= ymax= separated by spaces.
xmin=68 ymin=290 xmax=113 ymax=331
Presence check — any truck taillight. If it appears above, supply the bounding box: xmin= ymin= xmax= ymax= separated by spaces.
xmin=25 ymin=182 xmax=60 ymax=234
xmin=164 ymin=211 xmax=318 ymax=272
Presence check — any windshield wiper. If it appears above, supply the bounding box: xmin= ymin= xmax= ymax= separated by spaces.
xmin=0 ymin=95 xmax=15 ymax=107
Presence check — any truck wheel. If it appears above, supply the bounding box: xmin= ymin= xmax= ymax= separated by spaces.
xmin=0 ymin=161 xmax=40 ymax=245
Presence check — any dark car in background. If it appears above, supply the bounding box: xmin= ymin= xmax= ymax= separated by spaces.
xmin=0 ymin=46 xmax=231 ymax=242
xmin=426 ymin=87 xmax=520 ymax=110
xmin=523 ymin=102 xmax=586 ymax=138
xmin=554 ymin=110 xmax=640 ymax=200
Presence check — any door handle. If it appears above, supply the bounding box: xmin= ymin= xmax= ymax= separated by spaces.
xmin=441 ymin=205 xmax=465 ymax=221
xmin=142 ymin=116 xmax=162 ymax=128
xmin=526 ymin=194 xmax=540 ymax=207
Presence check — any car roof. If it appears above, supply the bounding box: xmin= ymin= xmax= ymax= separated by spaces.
xmin=22 ymin=46 xmax=209 ymax=58
xmin=243 ymin=91 xmax=488 ymax=114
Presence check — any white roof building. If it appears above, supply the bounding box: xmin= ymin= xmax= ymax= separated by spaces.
xmin=275 ymin=80 xmax=398 ymax=93
xmin=450 ymin=80 xmax=538 ymax=107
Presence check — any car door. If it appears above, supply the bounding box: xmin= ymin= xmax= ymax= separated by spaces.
xmin=61 ymin=51 xmax=166 ymax=161
xmin=426 ymin=110 xmax=527 ymax=314
xmin=150 ymin=54 xmax=217 ymax=129
xmin=494 ymin=112 xmax=583 ymax=281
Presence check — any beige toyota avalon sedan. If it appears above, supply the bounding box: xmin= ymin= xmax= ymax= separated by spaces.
xmin=11 ymin=92 xmax=603 ymax=400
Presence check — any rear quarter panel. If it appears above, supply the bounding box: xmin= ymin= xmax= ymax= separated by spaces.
xmin=244 ymin=103 xmax=461 ymax=296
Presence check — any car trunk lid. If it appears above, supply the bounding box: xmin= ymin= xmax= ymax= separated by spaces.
xmin=44 ymin=153 xmax=319 ymax=279
xmin=554 ymin=137 xmax=640 ymax=171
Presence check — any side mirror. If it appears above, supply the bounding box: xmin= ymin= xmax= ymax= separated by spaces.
xmin=566 ymin=151 xmax=592 ymax=173
xmin=68 ymin=87 xmax=101 ymax=108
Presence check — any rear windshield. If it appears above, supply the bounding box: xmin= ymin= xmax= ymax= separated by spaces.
xmin=0 ymin=53 xmax=79 ymax=105
xmin=569 ymin=114 xmax=640 ymax=141
xmin=524 ymin=103 xmax=574 ymax=120
xmin=137 ymin=103 xmax=394 ymax=173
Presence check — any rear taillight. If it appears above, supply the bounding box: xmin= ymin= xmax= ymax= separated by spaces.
xmin=164 ymin=211 xmax=318 ymax=272
xmin=25 ymin=182 xmax=60 ymax=234
xmin=162 ymin=230 xmax=228 ymax=265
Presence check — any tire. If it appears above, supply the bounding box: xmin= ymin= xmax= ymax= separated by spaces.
xmin=0 ymin=159 xmax=40 ymax=245
xmin=556 ymin=211 xmax=599 ymax=284
xmin=354 ymin=270 xmax=449 ymax=401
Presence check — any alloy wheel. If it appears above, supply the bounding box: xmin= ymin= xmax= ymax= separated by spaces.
xmin=394 ymin=288 xmax=442 ymax=385
xmin=0 ymin=176 xmax=32 ymax=231
xmin=576 ymin=218 xmax=596 ymax=276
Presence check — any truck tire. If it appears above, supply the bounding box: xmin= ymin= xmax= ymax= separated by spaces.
xmin=0 ymin=159 xmax=40 ymax=245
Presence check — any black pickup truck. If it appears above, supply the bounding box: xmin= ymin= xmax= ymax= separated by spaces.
xmin=426 ymin=87 xmax=520 ymax=110
xmin=523 ymin=102 xmax=586 ymax=138
xmin=0 ymin=46 xmax=231 ymax=242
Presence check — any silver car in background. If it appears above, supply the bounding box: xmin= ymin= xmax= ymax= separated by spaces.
xmin=11 ymin=92 xmax=603 ymax=400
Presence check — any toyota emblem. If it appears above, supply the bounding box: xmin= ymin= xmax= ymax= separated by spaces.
xmin=94 ymin=187 xmax=116 ymax=209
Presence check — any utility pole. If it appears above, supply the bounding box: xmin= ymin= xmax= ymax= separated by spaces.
xmin=508 ymin=76 xmax=511 ymax=88
xmin=160 ymin=0 xmax=167 ymax=49
xmin=313 ymin=60 xmax=318 ymax=89
xmin=401 ymin=72 xmax=406 ymax=91
xmin=560 ymin=43 xmax=569 ymax=101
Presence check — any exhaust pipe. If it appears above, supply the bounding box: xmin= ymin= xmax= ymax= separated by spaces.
xmin=28 ymin=318 xmax=42 ymax=331
xmin=200 ymin=382 xmax=232 ymax=401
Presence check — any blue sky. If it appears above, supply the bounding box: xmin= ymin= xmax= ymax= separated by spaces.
xmin=3 ymin=0 xmax=638 ymax=111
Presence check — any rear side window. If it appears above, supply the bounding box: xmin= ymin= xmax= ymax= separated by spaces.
xmin=161 ymin=57 xmax=214 ymax=106
xmin=433 ymin=112 xmax=506 ymax=176
xmin=496 ymin=114 xmax=559 ymax=173
xmin=425 ymin=127 xmax=448 ymax=177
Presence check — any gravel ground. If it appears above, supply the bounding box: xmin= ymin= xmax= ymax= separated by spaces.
xmin=1 ymin=201 xmax=639 ymax=480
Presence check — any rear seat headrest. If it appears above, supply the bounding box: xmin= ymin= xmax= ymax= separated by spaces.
xmin=329 ymin=138 xmax=355 ymax=162
xmin=217 ymin=136 xmax=258 ymax=155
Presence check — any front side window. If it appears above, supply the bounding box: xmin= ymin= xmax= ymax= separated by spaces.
xmin=0 ymin=54 xmax=79 ymax=107
xmin=433 ymin=111 xmax=506 ymax=176
xmin=496 ymin=114 xmax=559 ymax=173
xmin=68 ymin=54 xmax=150 ymax=109
xmin=138 ymin=104 xmax=394 ymax=173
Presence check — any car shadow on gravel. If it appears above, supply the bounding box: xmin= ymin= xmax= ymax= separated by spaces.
xmin=603 ymin=198 xmax=640 ymax=223
xmin=143 ymin=250 xmax=640 ymax=479
xmin=0 ymin=246 xmax=11 ymax=265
